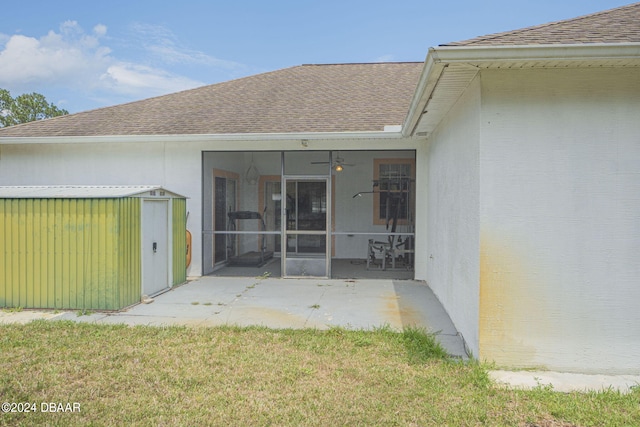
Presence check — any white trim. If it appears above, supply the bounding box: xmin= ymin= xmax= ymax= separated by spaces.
xmin=0 ymin=130 xmax=404 ymax=145
xmin=0 ymin=185 xmax=186 ymax=199
xmin=433 ymin=42 xmax=640 ymax=63
xmin=402 ymin=51 xmax=446 ymax=137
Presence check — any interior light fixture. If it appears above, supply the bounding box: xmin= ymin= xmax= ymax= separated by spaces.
xmin=335 ymin=164 xmax=343 ymax=172
xmin=245 ymin=154 xmax=260 ymax=185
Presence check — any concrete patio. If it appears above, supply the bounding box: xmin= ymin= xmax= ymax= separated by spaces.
xmin=52 ymin=276 xmax=468 ymax=359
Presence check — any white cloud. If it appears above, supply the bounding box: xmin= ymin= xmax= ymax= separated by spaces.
xmin=128 ymin=22 xmax=243 ymax=69
xmin=93 ymin=24 xmax=108 ymax=37
xmin=0 ymin=21 xmax=241 ymax=111
xmin=0 ymin=22 xmax=110 ymax=90
xmin=375 ymin=54 xmax=396 ymax=62
xmin=147 ymin=43 xmax=242 ymax=69
xmin=101 ymin=63 xmax=203 ymax=97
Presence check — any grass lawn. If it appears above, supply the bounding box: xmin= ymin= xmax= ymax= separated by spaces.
xmin=0 ymin=321 xmax=638 ymax=426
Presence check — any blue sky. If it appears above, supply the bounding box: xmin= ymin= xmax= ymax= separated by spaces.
xmin=0 ymin=0 xmax=631 ymax=113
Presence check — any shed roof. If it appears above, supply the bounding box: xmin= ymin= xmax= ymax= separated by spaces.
xmin=0 ymin=62 xmax=422 ymax=138
xmin=443 ymin=2 xmax=640 ymax=46
xmin=0 ymin=186 xmax=185 ymax=198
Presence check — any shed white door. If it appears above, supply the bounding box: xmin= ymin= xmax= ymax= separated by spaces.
xmin=142 ymin=200 xmax=169 ymax=297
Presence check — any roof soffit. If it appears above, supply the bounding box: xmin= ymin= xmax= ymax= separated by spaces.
xmin=404 ymin=43 xmax=640 ymax=137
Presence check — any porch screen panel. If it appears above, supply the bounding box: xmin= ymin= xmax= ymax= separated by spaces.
xmin=332 ymin=150 xmax=416 ymax=276
xmin=214 ymin=176 xmax=227 ymax=264
xmin=204 ymin=151 xmax=282 ymax=276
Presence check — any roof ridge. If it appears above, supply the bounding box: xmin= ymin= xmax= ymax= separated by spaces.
xmin=301 ymin=62 xmax=423 ymax=66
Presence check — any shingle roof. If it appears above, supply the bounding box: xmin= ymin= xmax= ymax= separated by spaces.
xmin=443 ymin=2 xmax=640 ymax=46
xmin=0 ymin=63 xmax=422 ymax=137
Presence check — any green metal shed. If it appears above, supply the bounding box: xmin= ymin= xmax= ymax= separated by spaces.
xmin=0 ymin=186 xmax=187 ymax=310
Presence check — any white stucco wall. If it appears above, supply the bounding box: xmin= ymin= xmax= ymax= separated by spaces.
xmin=0 ymin=138 xmax=417 ymax=278
xmin=422 ymin=74 xmax=482 ymax=356
xmin=0 ymin=140 xmax=203 ymax=274
xmin=479 ymin=67 xmax=640 ymax=374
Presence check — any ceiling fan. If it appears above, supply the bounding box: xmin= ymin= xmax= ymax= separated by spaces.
xmin=310 ymin=152 xmax=355 ymax=172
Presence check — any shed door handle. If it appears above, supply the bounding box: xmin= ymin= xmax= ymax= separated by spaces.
xmin=153 ymin=242 xmax=157 ymax=253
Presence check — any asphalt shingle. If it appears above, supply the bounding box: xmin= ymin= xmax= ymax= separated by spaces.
xmin=0 ymin=63 xmax=423 ymax=137
xmin=443 ymin=2 xmax=640 ymax=46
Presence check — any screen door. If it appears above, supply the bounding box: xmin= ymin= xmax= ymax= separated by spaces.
xmin=282 ymin=178 xmax=330 ymax=277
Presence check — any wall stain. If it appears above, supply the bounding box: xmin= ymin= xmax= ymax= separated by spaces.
xmin=479 ymin=231 xmax=551 ymax=369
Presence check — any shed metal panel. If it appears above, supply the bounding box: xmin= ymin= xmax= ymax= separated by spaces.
xmin=0 ymin=187 xmax=186 ymax=310
xmin=117 ymin=198 xmax=142 ymax=309
xmin=172 ymin=198 xmax=187 ymax=286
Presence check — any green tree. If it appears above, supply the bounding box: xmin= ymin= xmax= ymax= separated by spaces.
xmin=0 ymin=89 xmax=69 ymax=127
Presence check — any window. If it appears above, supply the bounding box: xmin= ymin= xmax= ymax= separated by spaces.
xmin=373 ymin=158 xmax=415 ymax=226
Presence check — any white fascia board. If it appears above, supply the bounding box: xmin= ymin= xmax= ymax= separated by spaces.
xmin=0 ymin=130 xmax=404 ymax=145
xmin=432 ymin=42 xmax=640 ymax=64
xmin=402 ymin=49 xmax=446 ymax=137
